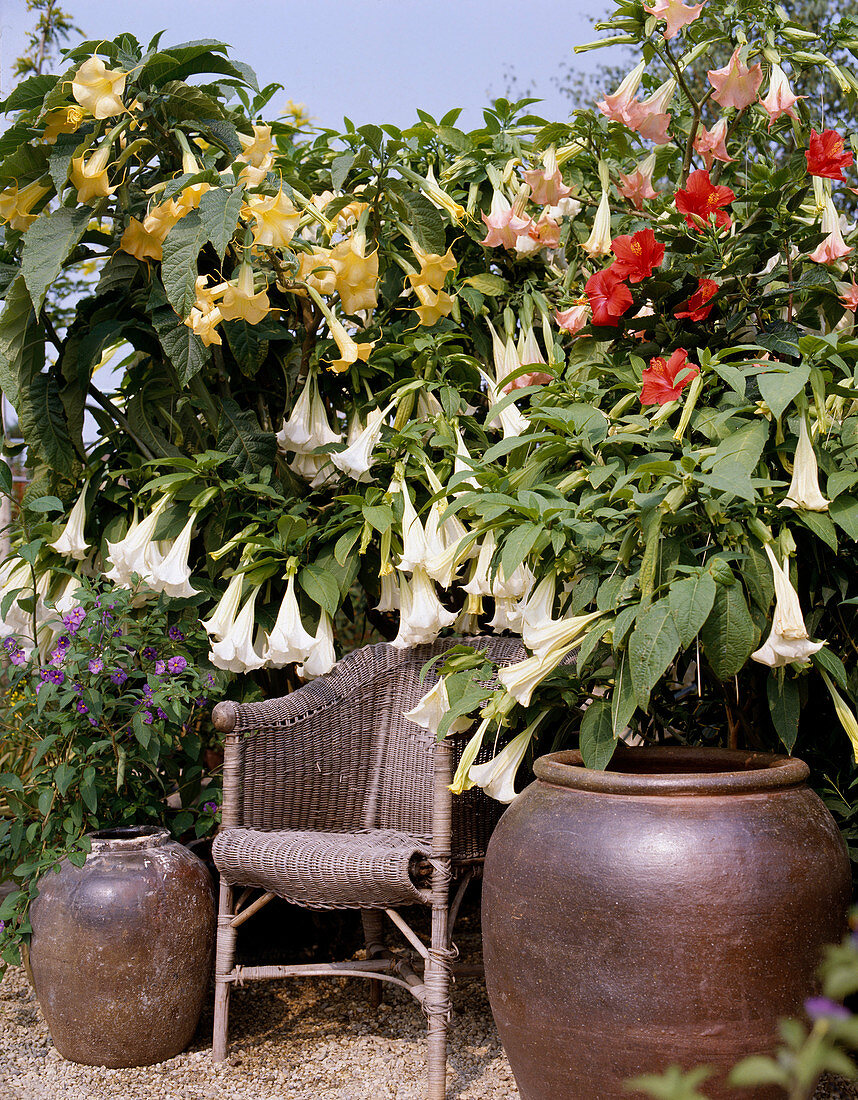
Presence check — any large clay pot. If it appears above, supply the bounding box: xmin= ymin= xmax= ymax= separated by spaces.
xmin=482 ymin=747 xmax=852 ymax=1100
xmin=29 ymin=825 xmax=215 ymax=1067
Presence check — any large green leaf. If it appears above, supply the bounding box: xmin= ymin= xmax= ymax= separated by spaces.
xmin=393 ymin=186 xmax=447 ymax=255
xmin=611 ymin=649 xmax=637 ymax=737
xmin=299 ymin=563 xmax=340 ymax=618
xmin=17 ymin=372 xmax=76 ymax=477
xmin=709 ymin=420 xmax=768 ymax=474
xmin=198 ymin=185 xmax=244 ymax=261
xmin=767 ymin=673 xmax=800 ymax=753
xmin=669 ymin=572 xmax=717 ymax=649
xmin=757 ymin=367 xmax=810 ymax=421
xmin=0 ymin=73 xmax=57 ymax=112
xmin=830 ymin=494 xmax=858 ymax=541
xmin=629 ymin=598 xmax=682 ymax=711
xmin=149 ymin=282 xmax=209 ymax=385
xmin=579 ymin=699 xmax=617 ymax=770
xmin=160 ymin=208 xmax=206 ymax=319
xmin=21 ymin=206 xmax=91 ymax=314
xmin=699 ymin=582 xmax=759 ymax=681
xmin=216 ymin=397 xmax=276 ymax=476
xmin=0 ymin=276 xmax=35 ymax=408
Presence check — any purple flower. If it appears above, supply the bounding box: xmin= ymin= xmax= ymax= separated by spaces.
xmin=206 ymin=673 xmax=215 ymax=686
xmin=156 ymin=707 xmax=167 ymax=720
xmin=2 ymin=637 xmax=17 ymax=653
xmin=167 ymin=655 xmax=187 ymax=674
xmin=10 ymin=648 xmax=26 ymax=666
xmin=142 ymin=710 xmax=154 ymax=725
xmin=168 ymin=626 xmax=185 ymax=642
xmin=0 ymin=919 xmax=4 ymax=934
xmin=87 ymin=715 xmax=97 ymax=727
xmin=203 ymin=801 xmax=218 ymax=814
xmin=194 ymin=696 xmax=208 ymax=708
xmin=154 ymin=660 xmax=166 ymax=676
xmin=88 ymin=657 xmax=104 ymax=674
xmin=62 ymin=607 xmax=85 ymax=634
xmin=75 ymin=699 xmax=88 ymax=714
xmin=110 ymin=668 xmax=128 ymax=686
xmin=805 ymin=997 xmax=850 ymax=1021
xmin=50 ymin=637 xmax=70 ymax=666
xmin=41 ymin=668 xmax=65 ymax=686
xmin=142 ymin=684 xmax=153 ymax=701
xmin=142 ymin=647 xmax=158 ymax=661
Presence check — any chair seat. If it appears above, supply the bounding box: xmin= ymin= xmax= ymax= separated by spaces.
xmin=212 ymin=827 xmax=434 ymax=909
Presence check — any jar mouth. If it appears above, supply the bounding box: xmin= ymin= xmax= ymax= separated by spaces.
xmin=533 ymin=746 xmax=809 ymax=795
xmin=88 ymin=825 xmax=170 ymax=852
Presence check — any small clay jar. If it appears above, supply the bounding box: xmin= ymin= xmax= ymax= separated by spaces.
xmin=29 ymin=825 xmax=215 ymax=1067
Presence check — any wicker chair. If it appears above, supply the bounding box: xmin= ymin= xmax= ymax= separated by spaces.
xmin=209 ymin=635 xmax=524 ymax=1099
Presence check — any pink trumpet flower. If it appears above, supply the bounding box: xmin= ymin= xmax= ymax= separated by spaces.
xmin=809 ymin=195 xmax=854 ymax=264
xmin=708 ymin=48 xmax=763 ymax=111
xmin=760 ymin=63 xmax=805 ymax=124
xmin=523 ymin=146 xmax=573 ymax=206
xmin=481 ymin=189 xmax=533 ymax=250
xmin=625 ymin=79 xmax=676 ymax=145
xmin=693 ymin=119 xmax=735 ymax=169
xmin=643 ymin=0 xmax=706 ymax=40
xmin=597 ymin=60 xmax=647 ymax=127
xmin=618 ymin=153 xmax=659 ymax=210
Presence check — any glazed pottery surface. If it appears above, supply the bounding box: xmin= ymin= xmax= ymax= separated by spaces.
xmin=29 ymin=825 xmax=215 ymax=1067
xmin=482 ymin=747 xmax=852 ymax=1100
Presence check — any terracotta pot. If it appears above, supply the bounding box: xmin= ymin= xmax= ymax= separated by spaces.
xmin=29 ymin=825 xmax=215 ymax=1067
xmin=482 ymin=747 xmax=851 ymax=1100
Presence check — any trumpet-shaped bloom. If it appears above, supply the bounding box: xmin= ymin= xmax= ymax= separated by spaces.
xmin=184 ymin=305 xmax=224 ymax=346
xmin=751 ymin=545 xmax=823 ymax=667
xmin=610 ymin=228 xmax=665 ymax=283
xmin=397 ymin=477 xmax=431 ymax=573
xmin=516 ymin=210 xmax=561 ymax=255
xmin=210 ymin=585 xmax=267 ymax=673
xmin=643 ymin=0 xmax=706 ymax=39
xmin=467 ymin=727 xmax=534 ymax=803
xmin=481 ymin=189 xmax=533 ymax=250
xmin=265 ymin=574 xmax=317 ymax=667
xmin=582 ymin=190 xmax=613 ymax=258
xmin=411 ymin=283 xmax=455 ymax=327
xmin=617 ymin=153 xmax=659 ymax=210
xmin=840 ymin=282 xmax=858 ymax=312
xmin=462 ymin=531 xmax=498 ymax=597
xmin=324 ymin=312 xmax=375 ymax=373
xmin=277 ymin=373 xmax=341 ymax=452
xmin=585 ymin=268 xmax=633 ymax=327
xmin=376 ymin=571 xmax=400 ymax=613
xmin=104 ymin=498 xmax=169 ymax=587
xmin=523 ymin=609 xmax=604 ymax=661
xmin=419 ymin=164 xmax=466 ymax=224
xmin=202 ymin=572 xmax=246 ymax=641
xmin=0 ymin=560 xmax=36 ymax=640
xmin=674 ymin=278 xmax=719 ymax=321
xmin=820 ymin=673 xmax=858 ymax=763
xmin=674 ymin=169 xmax=735 ymax=232
xmin=49 ymin=485 xmax=90 ymax=560
xmin=120 ymin=200 xmax=182 ymax=261
xmin=523 ymin=146 xmax=573 ymax=206
xmin=71 ymin=56 xmax=126 ymax=119
xmin=331 ymin=233 xmax=379 ymax=315
xmin=43 ymin=106 xmax=86 ymax=144
xmin=330 ymin=405 xmax=390 ymax=480
xmin=498 ymin=636 xmax=577 ymax=707
xmin=806 ymin=129 xmax=854 ymax=181
xmin=245 ymin=188 xmax=301 ymax=248
xmin=298 ymin=611 xmax=337 ymax=678
xmin=70 ymin=145 xmax=114 ymax=204
xmin=149 ymin=515 xmax=199 ymax=598
xmin=391 ymin=567 xmax=457 ymax=649
xmin=781 ymin=418 xmax=830 ymax=511
xmin=809 ymin=195 xmax=854 ymax=264
xmin=453 ymin=428 xmax=480 ymax=492
xmin=640 ymin=348 xmax=699 ymax=405
xmin=408 ymin=244 xmax=457 ymax=291
xmin=707 ymin=48 xmax=763 ymax=111
xmin=555 ymin=302 xmax=590 ymax=334
xmin=693 ymin=119 xmax=735 ymax=169
xmin=506 ymin=327 xmax=551 ymax=391
xmin=760 ymin=64 xmax=804 ymax=124
xmin=288 ymin=450 xmax=337 ymax=488
xmin=296 ymin=248 xmax=337 ymax=296
xmin=404 ymin=676 xmax=473 ymax=737
xmin=0 ymin=180 xmax=50 ymax=232
xmin=237 ymin=124 xmax=274 ymax=168
xmin=518 ymin=573 xmax=557 ymax=639
xmin=219 ymin=260 xmax=270 ymax=324
xmin=625 ymin=79 xmax=676 ymax=145
xmin=597 ymin=60 xmax=646 ymax=127
xmin=483 ymin=323 xmax=529 ymax=437
xmin=449 ymin=719 xmax=490 ymax=794
xmin=488 ymin=596 xmax=524 ymax=633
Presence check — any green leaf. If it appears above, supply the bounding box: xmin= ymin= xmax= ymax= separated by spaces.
xmin=54 ymin=762 xmax=75 ymax=798
xmin=362 ymin=504 xmax=393 ymax=532
xmin=2 ymin=73 xmax=57 ymax=111
xmin=668 ymin=572 xmax=717 ymax=649
xmin=395 ymin=187 xmax=447 ymax=255
xmin=0 ymin=275 xmax=35 ymax=409
xmin=767 ymin=673 xmax=800 ymax=753
xmin=812 ymin=647 xmax=849 ymax=693
xmin=158 ymin=79 xmax=224 ymax=120
xmin=629 ymin=599 xmax=682 ymax=711
xmin=757 ymin=367 xmax=810 ymax=421
xmin=579 ymin=699 xmax=616 ymax=770
xmin=463 ymin=273 xmax=509 ymax=297
xmin=26 ymin=495 xmax=63 ymax=513
xmin=611 ymin=649 xmax=637 ymax=737
xmin=20 ymin=206 xmax=90 ymax=316
xmin=0 ymin=461 xmax=12 ymax=496
xmin=710 ymin=420 xmax=768 ymax=474
xmin=500 ymin=523 xmax=541 ymax=581
xmin=334 ymin=527 xmax=361 ymax=567
xmin=299 ymin=563 xmax=340 ymax=617
xmin=831 ymin=494 xmax=858 ymax=541
xmin=18 ymin=372 xmax=76 ymax=477
xmin=728 ymin=1056 xmax=789 ymax=1089
xmin=700 ymin=582 xmax=758 ymax=681
xmin=161 ymin=207 xmax=206 ymax=318
xmin=198 ymin=185 xmax=244 ymax=261
xmin=797 ymin=509 xmax=837 ymax=551
xmin=742 ymin=541 xmax=774 ymax=611
xmin=216 ymin=397 xmax=276 ymax=476
xmin=331 ymin=153 xmax=354 ymax=191
xmin=709 ymin=360 xmax=746 ymax=397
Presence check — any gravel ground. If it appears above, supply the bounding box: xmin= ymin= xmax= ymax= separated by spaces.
xmin=0 ymin=897 xmax=855 ymax=1100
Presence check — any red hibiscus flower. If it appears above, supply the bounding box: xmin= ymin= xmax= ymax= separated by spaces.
xmin=640 ymin=348 xmax=700 ymax=405
xmin=674 ymin=278 xmax=719 ymax=321
xmin=610 ymin=228 xmax=665 ymax=284
xmin=674 ymin=170 xmax=735 ymax=232
xmin=806 ymin=129 xmax=854 ymax=181
xmin=585 ymin=268 xmax=633 ymax=327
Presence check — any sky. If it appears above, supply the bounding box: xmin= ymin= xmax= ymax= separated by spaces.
xmin=0 ymin=0 xmax=622 ymax=130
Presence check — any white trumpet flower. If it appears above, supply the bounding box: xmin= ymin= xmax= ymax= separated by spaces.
xmin=467 ymin=728 xmax=533 ymax=803
xmin=210 ymin=585 xmax=267 ymax=672
xmin=524 ymin=609 xmax=604 ymax=661
xmin=392 ymin=566 xmax=456 ymax=649
xmin=105 ymin=498 xmax=170 ymax=586
xmin=518 ymin=574 xmax=557 ymax=641
xmin=50 ymin=484 xmax=90 ymax=560
xmin=51 ymin=574 xmax=85 ymax=617
xmin=201 ymin=570 xmax=246 ymax=641
xmin=781 ymin=418 xmax=830 ymax=512
xmin=277 ymin=373 xmax=342 ymax=452
xmin=403 ymin=676 xmax=473 ymax=737
xmin=498 ymin=630 xmax=585 ymax=707
xmin=149 ymin=514 xmax=199 ymax=598
xmin=397 ymin=477 xmax=431 ymax=573
xmin=299 ymin=610 xmax=336 ymax=679
xmin=582 ymin=190 xmax=613 ymax=259
xmin=449 ymin=718 xmax=490 ymax=794
xmin=483 ymin=322 xmax=528 ymax=438
xmin=751 ymin=545 xmax=824 ymax=668
xmin=264 ymin=574 xmax=317 ymax=667
xmin=462 ymin=531 xmax=497 ymax=597
xmin=488 ymin=596 xmax=524 ymax=634
xmin=452 ymin=428 xmax=480 ymax=492
xmin=0 ymin=560 xmax=34 ymax=639
xmin=376 ymin=571 xmax=400 ymax=612
xmin=330 ymin=402 xmax=394 ymax=481
xmin=454 ymin=593 xmax=483 ymax=635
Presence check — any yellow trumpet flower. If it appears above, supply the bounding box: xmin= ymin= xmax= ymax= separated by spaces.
xmin=411 ymin=284 xmax=454 ymax=327
xmin=43 ymin=106 xmax=86 ymax=144
xmin=70 ymin=145 xmax=115 ymax=204
xmin=0 ymin=179 xmax=50 ymax=231
xmin=184 ymin=305 xmax=224 ymax=347
xmin=327 ymin=313 xmax=374 ymax=373
xmin=331 ymin=232 xmax=379 ymax=315
xmin=408 ymin=243 xmax=457 ymax=291
xmin=71 ymin=56 xmax=127 ymax=119
xmin=244 ymin=188 xmax=300 ymax=248
xmin=219 ymin=260 xmax=270 ymax=325
xmin=118 ymin=199 xmax=182 ymax=261
xmin=295 ymin=248 xmax=337 ymax=296
xmin=237 ymin=123 xmax=274 ymax=168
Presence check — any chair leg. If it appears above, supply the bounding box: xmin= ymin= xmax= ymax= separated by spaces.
xmin=425 ymin=904 xmax=452 ymax=1100
xmin=361 ymin=909 xmax=386 ymax=1009
xmin=212 ymin=882 xmax=237 ymax=1061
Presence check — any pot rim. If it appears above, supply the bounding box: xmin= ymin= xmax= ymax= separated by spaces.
xmin=87 ymin=825 xmax=170 ymax=852
xmin=533 ymin=746 xmax=809 ymax=795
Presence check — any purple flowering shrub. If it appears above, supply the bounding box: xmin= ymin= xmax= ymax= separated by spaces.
xmin=0 ymin=576 xmax=223 ymax=971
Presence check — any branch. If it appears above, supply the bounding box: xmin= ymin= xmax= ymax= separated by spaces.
xmin=86 ymin=384 xmax=155 ymax=460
